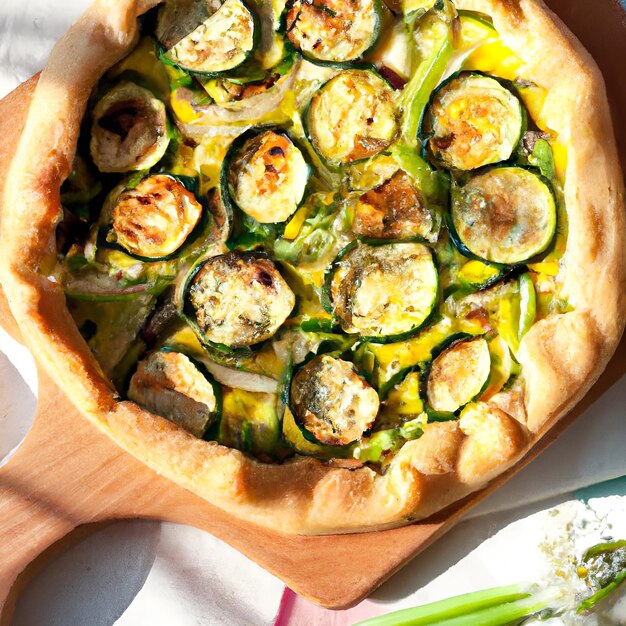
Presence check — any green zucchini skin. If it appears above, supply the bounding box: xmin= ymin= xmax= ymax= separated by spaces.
xmin=157 ymin=0 xmax=261 ymax=77
xmin=299 ymin=318 xmax=338 ymax=333
xmin=180 ymin=250 xmax=296 ymax=352
xmin=448 ymin=165 xmax=557 ymax=266
xmin=322 ymin=240 xmax=439 ymax=343
xmin=127 ymin=346 xmax=223 ymax=439
xmin=282 ymin=0 xmax=384 ymax=68
xmin=419 ymin=70 xmax=527 ymax=172
xmin=97 ymin=173 xmax=209 ymax=263
xmin=457 ymin=264 xmax=512 ymax=292
xmin=90 ymin=81 xmax=171 ymax=174
xmin=304 ymin=68 xmax=399 ymax=167
xmin=220 ymin=127 xmax=312 ymax=228
xmin=421 ymin=332 xmax=490 ymax=415
xmin=456 ymin=9 xmax=496 ymax=28
xmin=288 ymin=353 xmax=379 ymax=446
xmin=378 ymin=364 xmax=418 ymax=400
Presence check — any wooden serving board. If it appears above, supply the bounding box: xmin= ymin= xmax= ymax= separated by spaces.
xmin=0 ymin=2 xmax=624 ymax=622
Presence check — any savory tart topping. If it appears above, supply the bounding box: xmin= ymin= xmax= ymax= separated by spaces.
xmin=290 ymin=354 xmax=379 ymax=446
xmin=285 ymin=0 xmax=381 ymax=64
xmin=225 ymin=130 xmax=310 ymax=223
xmin=307 ymin=69 xmax=398 ymax=165
xmin=109 ymin=175 xmax=203 ymax=259
xmin=53 ymin=0 xmax=575 ymax=487
xmin=327 ymin=241 xmax=438 ymax=341
xmin=128 ymin=350 xmax=220 ymax=437
xmin=422 ymin=72 xmax=524 ymax=171
xmin=351 ymin=170 xmax=435 ymax=241
xmin=186 ymin=252 xmax=295 ymax=348
xmin=450 ymin=166 xmax=557 ymax=265
xmin=426 ymin=336 xmax=491 ymax=413
xmin=159 ymin=0 xmax=257 ymax=74
xmin=90 ymin=82 xmax=170 ymax=173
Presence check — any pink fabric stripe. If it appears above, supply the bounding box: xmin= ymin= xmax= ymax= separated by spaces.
xmin=274 ymin=587 xmax=383 ymax=626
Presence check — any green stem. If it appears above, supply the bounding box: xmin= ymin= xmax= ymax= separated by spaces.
xmin=352 ymin=584 xmax=530 ymax=626
xmin=400 ymin=14 xmax=453 ymax=145
xmin=578 ymin=571 xmax=626 ymax=613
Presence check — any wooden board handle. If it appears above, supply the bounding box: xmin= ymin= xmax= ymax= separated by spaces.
xmin=0 ymin=388 xmax=78 ymax=612
xmin=0 ymin=473 xmax=77 ymax=613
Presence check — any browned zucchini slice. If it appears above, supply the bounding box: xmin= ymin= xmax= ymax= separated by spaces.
xmin=186 ymin=252 xmax=295 ymax=348
xmin=307 ymin=69 xmax=398 ymax=165
xmin=90 ymin=82 xmax=169 ymax=173
xmin=426 ymin=336 xmax=491 ymax=413
xmin=352 ymin=170 xmax=435 ymax=242
xmin=110 ymin=174 xmax=203 ymax=259
xmin=285 ymin=0 xmax=382 ymax=65
xmin=290 ymin=354 xmax=379 ymax=446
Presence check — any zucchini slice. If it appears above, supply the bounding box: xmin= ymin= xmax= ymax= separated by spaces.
xmin=290 ymin=354 xmax=379 ymax=446
xmin=205 ymin=186 xmax=232 ymax=243
xmin=90 ymin=82 xmax=170 ymax=173
xmin=201 ymin=46 xmax=297 ymax=108
xmin=351 ymin=170 xmax=435 ymax=242
xmin=128 ymin=349 xmax=221 ymax=438
xmin=426 ymin=335 xmax=491 ymax=413
xmin=225 ymin=129 xmax=310 ymax=224
xmin=107 ymin=174 xmax=203 ymax=260
xmin=481 ymin=333 xmax=515 ymax=401
xmin=327 ymin=241 xmax=438 ymax=341
xmin=307 ymin=69 xmax=398 ymax=165
xmin=422 ymin=72 xmax=524 ymax=171
xmin=185 ymin=251 xmax=295 ymax=348
xmin=285 ymin=0 xmax=382 ymax=65
xmin=159 ymin=0 xmax=257 ymax=75
xmin=450 ymin=166 xmax=557 ymax=265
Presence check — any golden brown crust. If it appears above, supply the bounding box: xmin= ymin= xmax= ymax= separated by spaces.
xmin=0 ymin=0 xmax=623 ymax=534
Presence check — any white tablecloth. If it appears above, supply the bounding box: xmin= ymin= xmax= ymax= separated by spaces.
xmin=1 ymin=2 xmax=625 ymax=624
